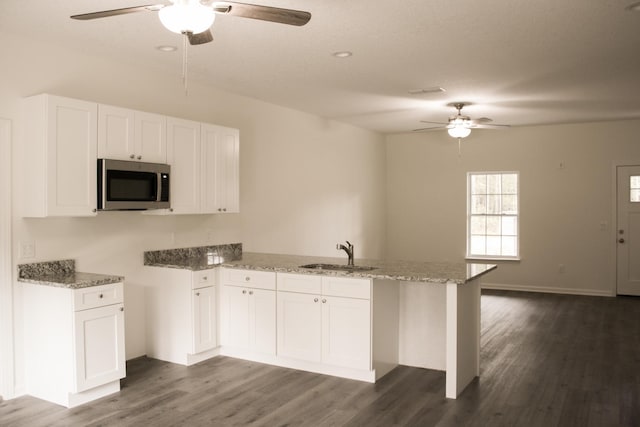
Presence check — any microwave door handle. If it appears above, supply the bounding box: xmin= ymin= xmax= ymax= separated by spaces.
xmin=156 ymin=172 xmax=162 ymax=202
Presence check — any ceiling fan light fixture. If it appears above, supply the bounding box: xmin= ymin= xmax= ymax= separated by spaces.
xmin=448 ymin=126 xmax=471 ymax=138
xmin=158 ymin=1 xmax=215 ymax=34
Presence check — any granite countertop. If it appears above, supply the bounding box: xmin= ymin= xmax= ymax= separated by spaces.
xmin=144 ymin=244 xmax=496 ymax=284
xmin=220 ymin=252 xmax=496 ymax=284
xmin=18 ymin=259 xmax=124 ymax=289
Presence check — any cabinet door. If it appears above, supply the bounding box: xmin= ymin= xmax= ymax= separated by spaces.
xmin=97 ymin=104 xmax=135 ymax=161
xmin=277 ymin=291 xmax=322 ymax=362
xmin=321 ymin=296 xmax=371 ymax=370
xmin=201 ymin=124 xmax=239 ymax=214
xmin=135 ymin=111 xmax=166 ymax=163
xmin=166 ymin=118 xmax=201 ymax=214
xmin=220 ymin=285 xmax=249 ymax=348
xmin=44 ymin=95 xmax=98 ymax=217
xmin=74 ymin=303 xmax=125 ymax=393
xmin=192 ymin=286 xmax=217 ymax=354
xmin=248 ymin=288 xmax=276 ymax=355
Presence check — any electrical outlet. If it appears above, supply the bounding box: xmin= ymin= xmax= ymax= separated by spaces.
xmin=20 ymin=241 xmax=36 ymax=259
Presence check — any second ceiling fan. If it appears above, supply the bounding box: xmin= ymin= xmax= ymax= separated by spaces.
xmin=414 ymin=102 xmax=510 ymax=138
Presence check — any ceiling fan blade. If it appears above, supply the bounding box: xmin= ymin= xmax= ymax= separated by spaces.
xmin=471 ymin=123 xmax=511 ymax=129
xmin=419 ymin=120 xmax=449 ymax=125
xmin=70 ymin=4 xmax=165 ymax=20
xmin=412 ymin=126 xmax=446 ymax=132
xmin=211 ymin=1 xmax=311 ymax=26
xmin=188 ymin=29 xmax=214 ymax=45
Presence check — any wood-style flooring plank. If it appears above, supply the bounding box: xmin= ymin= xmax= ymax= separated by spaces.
xmin=1 ymin=290 xmax=639 ymax=426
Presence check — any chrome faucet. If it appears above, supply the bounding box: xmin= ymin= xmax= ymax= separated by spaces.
xmin=336 ymin=241 xmax=354 ymax=266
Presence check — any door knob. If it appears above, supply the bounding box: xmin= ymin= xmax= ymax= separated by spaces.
xmin=619 ymin=238 xmax=625 ymax=243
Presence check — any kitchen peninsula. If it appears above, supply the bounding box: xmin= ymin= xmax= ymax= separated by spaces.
xmin=144 ymin=246 xmax=496 ymax=399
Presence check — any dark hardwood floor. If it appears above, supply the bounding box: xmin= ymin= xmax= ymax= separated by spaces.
xmin=2 ymin=290 xmax=639 ymax=426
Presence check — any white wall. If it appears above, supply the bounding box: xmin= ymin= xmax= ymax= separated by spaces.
xmin=0 ymin=31 xmax=386 ymax=397
xmin=386 ymin=120 xmax=640 ymax=296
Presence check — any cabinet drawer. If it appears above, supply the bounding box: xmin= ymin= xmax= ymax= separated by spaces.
xmin=222 ymin=268 xmax=276 ymax=290
xmin=277 ymin=273 xmax=322 ymax=294
xmin=193 ymin=269 xmax=216 ymax=289
xmin=322 ymin=277 xmax=371 ymax=300
xmin=73 ymin=282 xmax=124 ymax=311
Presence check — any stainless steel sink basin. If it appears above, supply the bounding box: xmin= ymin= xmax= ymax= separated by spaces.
xmin=299 ymin=263 xmax=377 ymax=272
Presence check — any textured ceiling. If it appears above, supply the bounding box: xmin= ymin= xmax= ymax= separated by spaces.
xmin=2 ymin=0 xmax=640 ymax=133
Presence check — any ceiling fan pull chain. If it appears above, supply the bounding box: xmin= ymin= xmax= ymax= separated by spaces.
xmin=182 ymin=32 xmax=189 ymax=95
xmin=458 ymin=137 xmax=462 ymax=156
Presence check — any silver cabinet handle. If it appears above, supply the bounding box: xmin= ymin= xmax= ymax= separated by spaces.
xmin=196 ymin=292 xmax=200 ymax=296
xmin=249 ymin=291 xmax=253 ymax=295
xmin=99 ymin=294 xmax=104 ymax=299
xmin=314 ymin=297 xmax=319 ymax=302
xmin=322 ymin=299 xmax=327 ymax=303
xmin=619 ymin=238 xmax=625 ymax=243
xmin=137 ymin=155 xmax=142 ymax=160
xmin=245 ymin=276 xmax=251 ymax=281
xmin=202 ymin=276 xmax=207 ymax=281
xmin=130 ymin=154 xmax=135 ymax=159
xmin=120 ymin=307 xmax=124 ymax=312
xmin=242 ymin=290 xmax=247 ymax=294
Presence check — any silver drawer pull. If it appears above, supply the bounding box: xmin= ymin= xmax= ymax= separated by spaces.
xmin=245 ymin=276 xmax=251 ymax=281
xmin=314 ymin=298 xmax=318 ymax=302
xmin=99 ymin=294 xmax=104 ymax=299
xmin=202 ymin=276 xmax=208 ymax=281
xmin=242 ymin=290 xmax=247 ymax=294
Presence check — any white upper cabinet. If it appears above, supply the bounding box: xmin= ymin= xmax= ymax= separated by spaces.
xmin=166 ymin=117 xmax=201 ymax=214
xmin=22 ymin=94 xmax=98 ymax=217
xmin=202 ymin=124 xmax=240 ymax=214
xmin=165 ymin=121 xmax=240 ymax=215
xmin=98 ymin=104 xmax=166 ymax=163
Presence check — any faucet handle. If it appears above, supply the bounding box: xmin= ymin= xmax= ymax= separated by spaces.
xmin=346 ymin=240 xmax=353 ymax=248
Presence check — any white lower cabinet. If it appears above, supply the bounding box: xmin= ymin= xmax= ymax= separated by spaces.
xmin=220 ymin=268 xmax=276 ymax=355
xmin=192 ymin=285 xmax=217 ymax=354
xmin=23 ymin=282 xmax=125 ymax=408
xmin=276 ymin=273 xmax=372 ymax=371
xmin=144 ymin=268 xmax=218 ymax=365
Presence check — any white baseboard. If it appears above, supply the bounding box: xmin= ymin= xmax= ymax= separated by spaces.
xmin=481 ymin=282 xmax=615 ymax=297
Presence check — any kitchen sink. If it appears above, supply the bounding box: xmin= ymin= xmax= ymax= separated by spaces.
xmin=298 ymin=263 xmax=377 ymax=272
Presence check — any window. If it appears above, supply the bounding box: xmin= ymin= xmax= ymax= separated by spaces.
xmin=467 ymin=172 xmax=519 ymax=259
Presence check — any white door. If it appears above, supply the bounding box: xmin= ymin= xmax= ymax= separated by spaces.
xmin=166 ymin=118 xmax=201 ymax=214
xmin=321 ymin=296 xmax=371 ymax=370
xmin=248 ymin=289 xmax=276 ymax=355
xmin=617 ymin=165 xmax=640 ymax=295
xmin=277 ymin=291 xmax=322 ymax=362
xmin=135 ymin=111 xmax=166 ymax=163
xmin=220 ymin=285 xmax=249 ymax=348
xmin=74 ymin=303 xmax=126 ymax=393
xmin=192 ymin=286 xmax=217 ymax=354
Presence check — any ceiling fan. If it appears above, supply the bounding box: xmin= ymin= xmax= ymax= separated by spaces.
xmin=413 ymin=102 xmax=510 ymax=138
xmin=71 ymin=1 xmax=311 ymax=92
xmin=71 ymin=1 xmax=311 ymax=45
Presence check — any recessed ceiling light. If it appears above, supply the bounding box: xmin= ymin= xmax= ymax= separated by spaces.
xmin=156 ymin=45 xmax=178 ymax=52
xmin=408 ymin=87 xmax=446 ymax=95
xmin=332 ymin=51 xmax=353 ymax=58
xmin=626 ymin=1 xmax=640 ymax=11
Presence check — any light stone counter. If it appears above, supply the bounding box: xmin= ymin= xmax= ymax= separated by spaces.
xmin=220 ymin=252 xmax=496 ymax=284
xmin=18 ymin=259 xmax=124 ymax=289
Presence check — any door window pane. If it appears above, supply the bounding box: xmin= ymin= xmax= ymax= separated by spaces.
xmin=631 ymin=176 xmax=640 ymax=203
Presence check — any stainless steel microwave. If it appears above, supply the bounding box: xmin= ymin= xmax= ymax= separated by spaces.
xmin=97 ymin=159 xmax=170 ymax=211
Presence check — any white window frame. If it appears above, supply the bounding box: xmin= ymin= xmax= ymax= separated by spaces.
xmin=466 ymin=171 xmax=520 ymax=261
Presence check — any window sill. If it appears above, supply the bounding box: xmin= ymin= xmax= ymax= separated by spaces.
xmin=465 ymin=256 xmax=521 ymax=263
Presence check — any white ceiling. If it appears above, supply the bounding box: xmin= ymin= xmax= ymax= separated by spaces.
xmin=2 ymin=0 xmax=640 ymax=133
